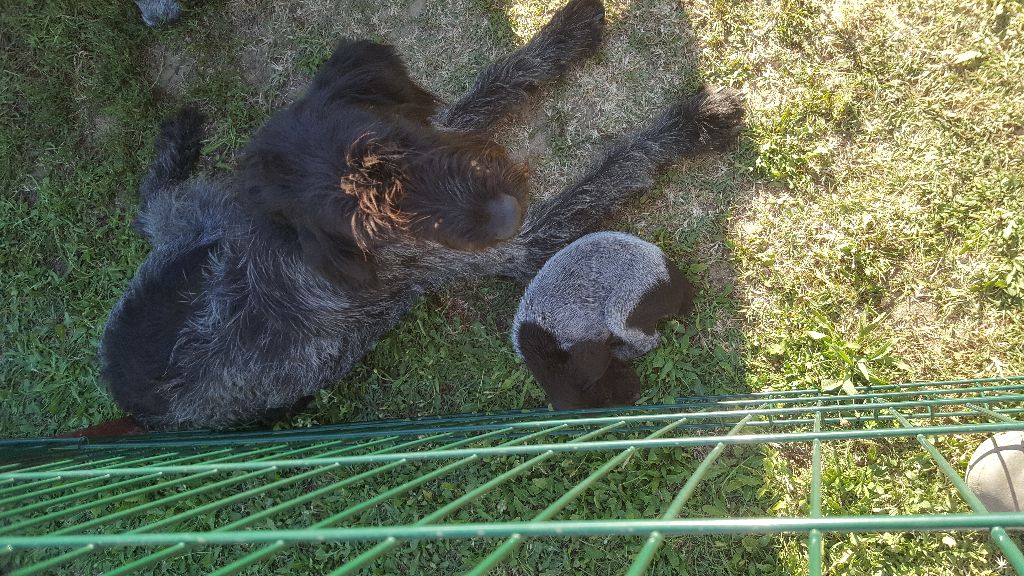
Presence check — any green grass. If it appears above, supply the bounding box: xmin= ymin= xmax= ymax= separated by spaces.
xmin=1 ymin=0 xmax=1022 ymax=573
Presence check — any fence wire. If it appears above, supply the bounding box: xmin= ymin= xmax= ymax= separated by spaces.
xmin=1 ymin=376 xmax=1022 ymax=575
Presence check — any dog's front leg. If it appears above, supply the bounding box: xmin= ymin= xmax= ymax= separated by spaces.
xmin=391 ymin=87 xmax=744 ymax=288
xmin=432 ymin=0 xmax=605 ymax=133
xmin=507 ymin=87 xmax=745 ymax=279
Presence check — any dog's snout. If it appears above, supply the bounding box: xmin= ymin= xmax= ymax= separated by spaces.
xmin=486 ymin=194 xmax=522 ymax=241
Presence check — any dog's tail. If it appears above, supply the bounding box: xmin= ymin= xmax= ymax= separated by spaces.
xmin=140 ymin=106 xmax=206 ymax=201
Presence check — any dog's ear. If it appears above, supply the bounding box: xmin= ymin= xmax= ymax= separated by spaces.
xmin=665 ymin=256 xmax=697 ymax=317
xmin=517 ymin=321 xmax=570 ymax=368
xmin=340 ymin=136 xmax=410 ymax=250
xmin=516 ymin=321 xmax=588 ymax=409
xmin=625 ymin=256 xmax=697 ymax=335
xmin=298 ymin=228 xmax=378 ymax=289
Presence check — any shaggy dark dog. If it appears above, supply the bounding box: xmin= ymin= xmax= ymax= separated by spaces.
xmin=100 ymin=0 xmax=744 ymax=430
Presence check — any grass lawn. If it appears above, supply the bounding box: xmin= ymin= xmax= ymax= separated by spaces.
xmin=1 ymin=0 xmax=1022 ymax=573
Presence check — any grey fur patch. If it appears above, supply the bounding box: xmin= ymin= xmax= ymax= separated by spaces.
xmin=135 ymin=0 xmax=181 ymax=27
xmin=512 ymin=232 xmax=688 ymax=361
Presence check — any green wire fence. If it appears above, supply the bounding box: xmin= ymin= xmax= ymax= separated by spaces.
xmin=1 ymin=376 xmax=1022 ymax=574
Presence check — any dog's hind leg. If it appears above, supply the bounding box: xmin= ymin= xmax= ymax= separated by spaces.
xmin=432 ymin=0 xmax=605 ymax=133
xmin=138 ymin=106 xmax=205 ymax=211
xmin=134 ymin=107 xmax=231 ymax=248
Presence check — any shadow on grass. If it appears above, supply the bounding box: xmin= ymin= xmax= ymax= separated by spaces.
xmin=318 ymin=0 xmax=755 ymax=422
xmin=299 ymin=1 xmax=787 ymax=574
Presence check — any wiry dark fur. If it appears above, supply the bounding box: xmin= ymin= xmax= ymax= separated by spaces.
xmin=237 ymin=39 xmax=531 ymax=289
xmin=100 ymin=0 xmax=744 ymax=430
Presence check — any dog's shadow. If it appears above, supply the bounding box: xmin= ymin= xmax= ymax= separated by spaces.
xmin=140 ymin=1 xmax=772 ymax=571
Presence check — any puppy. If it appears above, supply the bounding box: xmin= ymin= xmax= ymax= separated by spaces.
xmin=512 ymin=232 xmax=695 ymax=409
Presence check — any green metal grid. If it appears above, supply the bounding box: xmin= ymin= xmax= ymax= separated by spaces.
xmin=1 ymin=376 xmax=1022 ymax=574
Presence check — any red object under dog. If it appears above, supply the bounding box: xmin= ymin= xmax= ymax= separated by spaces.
xmin=57 ymin=417 xmax=145 ymax=438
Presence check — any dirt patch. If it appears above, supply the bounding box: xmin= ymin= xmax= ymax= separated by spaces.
xmin=238 ymin=41 xmax=273 ymax=86
xmin=146 ymin=42 xmax=194 ymax=98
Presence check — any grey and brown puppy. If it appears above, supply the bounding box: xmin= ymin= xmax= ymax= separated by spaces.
xmin=512 ymin=232 xmax=695 ymax=409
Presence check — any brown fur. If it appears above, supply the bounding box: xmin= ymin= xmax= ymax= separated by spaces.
xmin=339 ymin=135 xmax=412 ymax=252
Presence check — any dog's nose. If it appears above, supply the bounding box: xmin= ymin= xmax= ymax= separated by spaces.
xmin=486 ymin=194 xmax=523 ymax=241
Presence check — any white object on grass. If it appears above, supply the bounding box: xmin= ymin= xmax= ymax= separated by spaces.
xmin=965 ymin=431 xmax=1024 ymax=513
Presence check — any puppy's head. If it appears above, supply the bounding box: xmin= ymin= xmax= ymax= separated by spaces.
xmin=516 ymin=321 xmax=631 ymax=410
xmin=594 ymin=359 xmax=642 ymax=406
xmin=342 ymin=131 xmax=529 ymax=252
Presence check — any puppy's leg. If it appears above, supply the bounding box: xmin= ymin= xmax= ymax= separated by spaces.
xmin=433 ymin=0 xmax=605 ymax=133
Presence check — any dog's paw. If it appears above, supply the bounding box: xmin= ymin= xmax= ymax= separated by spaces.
xmin=536 ymin=0 xmax=606 ymax=65
xmin=651 ymin=86 xmax=745 ymax=156
xmin=690 ymin=86 xmax=745 ymax=149
xmin=135 ymin=0 xmax=182 ymax=28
